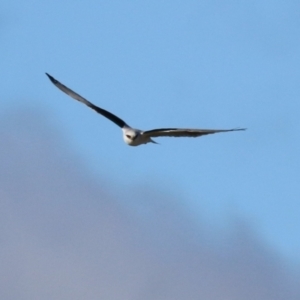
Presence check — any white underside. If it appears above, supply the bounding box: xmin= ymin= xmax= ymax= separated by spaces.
xmin=122 ymin=127 xmax=152 ymax=146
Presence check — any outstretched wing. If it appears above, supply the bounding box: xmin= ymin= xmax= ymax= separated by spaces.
xmin=46 ymin=73 xmax=128 ymax=128
xmin=143 ymin=128 xmax=246 ymax=138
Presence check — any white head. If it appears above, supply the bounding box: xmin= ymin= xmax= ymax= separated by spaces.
xmin=122 ymin=127 xmax=141 ymax=146
xmin=122 ymin=126 xmax=158 ymax=146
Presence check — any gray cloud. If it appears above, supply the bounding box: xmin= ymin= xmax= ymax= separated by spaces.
xmin=0 ymin=108 xmax=299 ymax=300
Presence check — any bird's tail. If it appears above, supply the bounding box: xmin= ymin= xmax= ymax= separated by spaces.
xmin=150 ymin=138 xmax=159 ymax=145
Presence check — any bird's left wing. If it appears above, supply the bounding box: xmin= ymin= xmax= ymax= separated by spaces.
xmin=143 ymin=128 xmax=246 ymax=138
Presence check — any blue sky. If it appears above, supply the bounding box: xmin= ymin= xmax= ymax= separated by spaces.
xmin=1 ymin=1 xmax=300 ymax=298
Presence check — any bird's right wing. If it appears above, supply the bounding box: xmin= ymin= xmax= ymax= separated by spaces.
xmin=46 ymin=73 xmax=128 ymax=128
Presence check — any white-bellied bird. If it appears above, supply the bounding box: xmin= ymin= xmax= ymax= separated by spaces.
xmin=46 ymin=73 xmax=246 ymax=146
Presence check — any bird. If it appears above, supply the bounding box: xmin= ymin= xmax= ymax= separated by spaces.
xmin=46 ymin=73 xmax=246 ymax=146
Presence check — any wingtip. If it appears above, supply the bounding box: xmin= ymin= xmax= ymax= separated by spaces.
xmin=45 ymin=73 xmax=58 ymax=84
xmin=232 ymin=127 xmax=247 ymax=131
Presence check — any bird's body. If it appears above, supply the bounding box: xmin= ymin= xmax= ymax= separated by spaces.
xmin=122 ymin=126 xmax=150 ymax=146
xmin=46 ymin=73 xmax=245 ymax=146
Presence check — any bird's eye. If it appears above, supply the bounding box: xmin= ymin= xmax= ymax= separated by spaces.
xmin=126 ymin=135 xmax=132 ymax=139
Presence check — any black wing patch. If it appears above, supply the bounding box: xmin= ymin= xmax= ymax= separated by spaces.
xmin=46 ymin=73 xmax=128 ymax=128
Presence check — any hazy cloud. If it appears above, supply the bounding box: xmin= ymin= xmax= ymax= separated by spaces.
xmin=0 ymin=108 xmax=299 ymax=300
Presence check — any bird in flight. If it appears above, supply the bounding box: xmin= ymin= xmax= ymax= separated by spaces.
xmin=46 ymin=73 xmax=246 ymax=146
